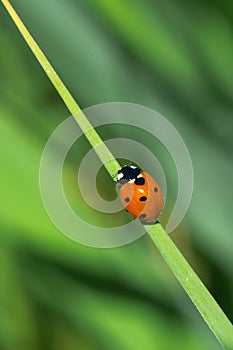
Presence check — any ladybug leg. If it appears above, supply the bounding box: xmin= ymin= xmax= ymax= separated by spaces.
xmin=141 ymin=219 xmax=160 ymax=225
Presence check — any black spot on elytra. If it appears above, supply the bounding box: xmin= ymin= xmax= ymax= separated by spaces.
xmin=139 ymin=196 xmax=147 ymax=201
xmin=135 ymin=177 xmax=145 ymax=185
xmin=125 ymin=197 xmax=130 ymax=203
xmin=154 ymin=187 xmax=158 ymax=192
xmin=139 ymin=213 xmax=147 ymax=220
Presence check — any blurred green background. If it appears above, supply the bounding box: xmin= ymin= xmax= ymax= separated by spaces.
xmin=0 ymin=0 xmax=233 ymax=349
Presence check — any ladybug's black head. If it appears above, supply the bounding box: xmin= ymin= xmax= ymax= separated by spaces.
xmin=117 ymin=165 xmax=141 ymax=182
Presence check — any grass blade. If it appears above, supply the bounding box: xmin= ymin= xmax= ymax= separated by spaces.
xmin=0 ymin=0 xmax=119 ymax=178
xmin=148 ymin=223 xmax=233 ymax=350
xmin=1 ymin=1 xmax=232 ymax=348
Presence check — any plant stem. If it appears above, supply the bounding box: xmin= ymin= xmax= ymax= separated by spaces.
xmin=2 ymin=1 xmax=233 ymax=348
xmin=0 ymin=0 xmax=120 ymax=179
xmin=148 ymin=223 xmax=233 ymax=350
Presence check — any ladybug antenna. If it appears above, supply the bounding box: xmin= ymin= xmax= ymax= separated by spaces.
xmin=127 ymin=161 xmax=137 ymax=168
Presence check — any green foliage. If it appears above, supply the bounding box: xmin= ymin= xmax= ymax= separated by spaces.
xmin=0 ymin=0 xmax=233 ymax=349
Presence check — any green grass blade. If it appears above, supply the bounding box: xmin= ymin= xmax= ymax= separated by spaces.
xmin=148 ymin=223 xmax=233 ymax=350
xmin=1 ymin=1 xmax=233 ymax=348
xmin=0 ymin=0 xmax=119 ymax=178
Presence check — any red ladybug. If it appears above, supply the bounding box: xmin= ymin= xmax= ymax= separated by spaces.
xmin=117 ymin=165 xmax=163 ymax=224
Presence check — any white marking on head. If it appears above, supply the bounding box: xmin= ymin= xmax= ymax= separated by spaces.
xmin=117 ymin=173 xmax=123 ymax=181
xmin=129 ymin=179 xmax=135 ymax=183
xmin=137 ymin=174 xmax=142 ymax=178
xmin=130 ymin=165 xmax=136 ymax=169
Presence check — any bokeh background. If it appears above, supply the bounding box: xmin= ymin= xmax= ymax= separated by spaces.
xmin=0 ymin=0 xmax=233 ymax=349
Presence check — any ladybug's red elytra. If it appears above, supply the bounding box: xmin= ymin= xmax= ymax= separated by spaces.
xmin=117 ymin=165 xmax=163 ymax=224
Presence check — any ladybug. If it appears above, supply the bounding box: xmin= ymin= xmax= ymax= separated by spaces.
xmin=117 ymin=165 xmax=163 ymax=224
